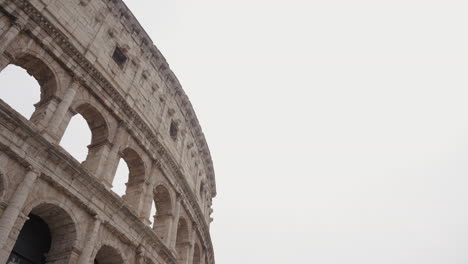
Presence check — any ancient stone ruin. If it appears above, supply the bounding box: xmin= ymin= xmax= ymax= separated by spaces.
xmin=0 ymin=0 xmax=216 ymax=263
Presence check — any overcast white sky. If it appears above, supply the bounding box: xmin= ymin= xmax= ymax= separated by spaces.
xmin=2 ymin=0 xmax=468 ymax=263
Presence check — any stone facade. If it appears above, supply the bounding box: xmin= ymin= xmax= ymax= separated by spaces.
xmin=0 ymin=0 xmax=216 ymax=263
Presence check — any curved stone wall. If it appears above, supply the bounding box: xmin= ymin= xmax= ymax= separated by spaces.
xmin=0 ymin=0 xmax=216 ymax=263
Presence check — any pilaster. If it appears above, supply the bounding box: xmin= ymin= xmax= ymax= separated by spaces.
xmin=0 ymin=167 xmax=39 ymax=263
xmin=44 ymin=78 xmax=80 ymax=142
xmin=76 ymin=214 xmax=102 ymax=264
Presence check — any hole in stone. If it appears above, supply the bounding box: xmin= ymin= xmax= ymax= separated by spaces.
xmin=170 ymin=120 xmax=178 ymax=141
xmin=0 ymin=65 xmax=40 ymax=119
xmin=112 ymin=158 xmax=129 ymax=197
xmin=60 ymin=114 xmax=92 ymax=162
xmin=150 ymin=200 xmax=156 ymax=227
xmin=112 ymin=46 xmax=127 ymax=68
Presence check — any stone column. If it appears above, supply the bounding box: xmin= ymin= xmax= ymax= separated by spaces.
xmin=101 ymin=123 xmax=127 ymax=188
xmin=168 ymin=196 xmax=182 ymax=249
xmin=44 ymin=79 xmax=80 ymax=142
xmin=0 ymin=167 xmax=39 ymax=263
xmin=139 ymin=162 xmax=163 ymax=224
xmin=139 ymin=179 xmax=154 ymax=225
xmin=124 ymin=179 xmax=148 ymax=217
xmin=29 ymin=97 xmax=61 ymax=132
xmin=0 ymin=19 xmax=25 ymax=53
xmin=76 ymin=215 xmax=102 ymax=264
xmin=185 ymin=229 xmax=196 ymax=264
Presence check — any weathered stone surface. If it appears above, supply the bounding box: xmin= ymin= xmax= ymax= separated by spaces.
xmin=0 ymin=0 xmax=215 ymax=263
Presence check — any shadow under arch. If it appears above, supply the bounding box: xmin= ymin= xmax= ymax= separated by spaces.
xmin=8 ymin=202 xmax=78 ymax=264
xmin=175 ymin=217 xmax=191 ymax=263
xmin=193 ymin=243 xmax=201 ymax=264
xmin=94 ymin=244 xmax=125 ymax=264
xmin=0 ymin=168 xmax=7 ymax=201
xmin=153 ymin=184 xmax=173 ymax=241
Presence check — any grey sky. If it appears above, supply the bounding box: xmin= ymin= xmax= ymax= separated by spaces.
xmin=1 ymin=0 xmax=468 ymax=263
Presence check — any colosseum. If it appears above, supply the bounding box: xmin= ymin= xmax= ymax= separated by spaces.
xmin=0 ymin=0 xmax=216 ymax=263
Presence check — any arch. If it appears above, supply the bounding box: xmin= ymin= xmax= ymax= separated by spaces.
xmin=74 ymin=103 xmax=109 ymax=146
xmin=193 ymin=243 xmax=201 ymax=264
xmin=8 ymin=202 xmax=78 ymax=263
xmin=0 ymin=52 xmax=60 ymax=128
xmin=175 ymin=217 xmax=191 ymax=263
xmin=6 ymin=53 xmax=61 ymax=130
xmin=112 ymin=147 xmax=147 ymax=212
xmin=0 ymin=64 xmax=40 ymax=119
xmin=60 ymin=101 xmax=110 ymax=172
xmin=121 ymin=147 xmax=146 ymax=185
xmin=152 ymin=184 xmax=172 ymax=240
xmin=10 ymin=54 xmax=57 ymax=103
xmin=94 ymin=245 xmax=124 ymax=264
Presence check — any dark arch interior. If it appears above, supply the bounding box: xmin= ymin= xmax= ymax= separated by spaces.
xmin=7 ymin=203 xmax=77 ymax=264
xmin=153 ymin=185 xmax=172 ymax=239
xmin=193 ymin=244 xmax=201 ymax=264
xmin=199 ymin=182 xmax=205 ymax=199
xmin=94 ymin=245 xmax=124 ymax=264
xmin=154 ymin=185 xmax=172 ymax=215
xmin=175 ymin=218 xmax=190 ymax=262
xmin=8 ymin=214 xmax=51 ymax=264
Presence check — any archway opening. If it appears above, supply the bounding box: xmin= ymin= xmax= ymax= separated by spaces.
xmin=112 ymin=148 xmax=146 ymax=212
xmin=112 ymin=159 xmax=129 ymax=197
xmin=0 ymin=54 xmax=57 ymax=130
xmin=8 ymin=203 xmax=77 ymax=264
xmin=152 ymin=185 xmax=172 ymax=240
xmin=7 ymin=214 xmax=51 ymax=264
xmin=149 ymin=200 xmax=156 ymax=227
xmin=59 ymin=114 xmax=91 ymax=162
xmin=175 ymin=218 xmax=190 ymax=263
xmin=59 ymin=103 xmax=108 ymax=171
xmin=0 ymin=64 xmax=40 ymax=119
xmin=94 ymin=245 xmax=124 ymax=264
xmin=112 ymin=148 xmax=145 ymax=197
